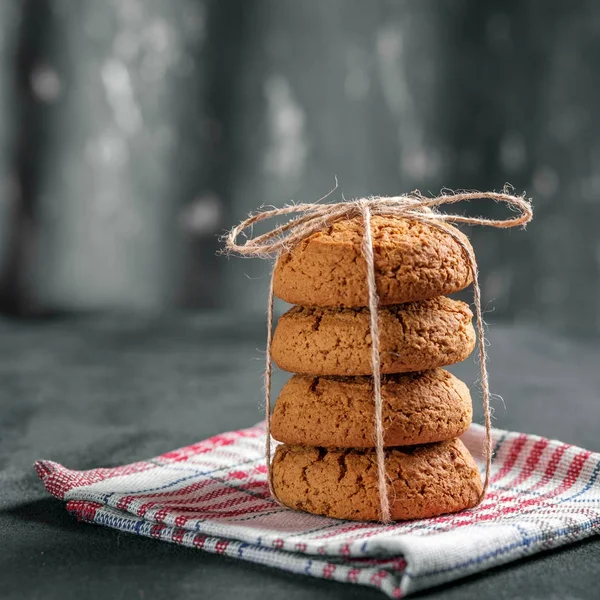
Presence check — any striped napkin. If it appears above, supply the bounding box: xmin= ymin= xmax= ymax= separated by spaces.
xmin=35 ymin=423 xmax=600 ymax=597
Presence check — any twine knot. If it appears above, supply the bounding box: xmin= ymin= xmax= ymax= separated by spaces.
xmin=224 ymin=188 xmax=533 ymax=523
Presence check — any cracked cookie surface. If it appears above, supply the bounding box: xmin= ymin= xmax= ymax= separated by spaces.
xmin=272 ymin=438 xmax=482 ymax=521
xmin=271 ymin=296 xmax=475 ymax=375
xmin=271 ymin=369 xmax=472 ymax=447
xmin=273 ymin=216 xmax=473 ymax=307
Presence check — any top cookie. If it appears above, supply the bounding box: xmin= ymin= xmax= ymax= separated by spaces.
xmin=273 ymin=216 xmax=473 ymax=307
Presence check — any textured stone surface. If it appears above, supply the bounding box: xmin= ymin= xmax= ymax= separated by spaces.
xmin=2 ymin=314 xmax=600 ymax=599
xmin=273 ymin=216 xmax=472 ymax=307
xmin=271 ymin=369 xmax=472 ymax=448
xmin=272 ymin=439 xmax=482 ymax=521
xmin=271 ymin=297 xmax=475 ymax=375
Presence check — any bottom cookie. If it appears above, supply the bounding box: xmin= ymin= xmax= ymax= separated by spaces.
xmin=272 ymin=439 xmax=482 ymax=521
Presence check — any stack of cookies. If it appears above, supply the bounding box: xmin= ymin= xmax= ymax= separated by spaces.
xmin=268 ymin=216 xmax=483 ymax=521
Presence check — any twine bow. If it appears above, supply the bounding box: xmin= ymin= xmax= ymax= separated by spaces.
xmin=224 ymin=189 xmax=533 ymax=522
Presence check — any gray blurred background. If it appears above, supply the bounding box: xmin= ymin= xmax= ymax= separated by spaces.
xmin=0 ymin=0 xmax=598 ymax=334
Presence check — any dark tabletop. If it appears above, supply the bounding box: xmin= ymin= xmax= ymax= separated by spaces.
xmin=2 ymin=313 xmax=600 ymax=600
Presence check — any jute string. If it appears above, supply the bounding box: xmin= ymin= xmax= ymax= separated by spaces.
xmin=223 ymin=189 xmax=533 ymax=523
